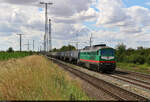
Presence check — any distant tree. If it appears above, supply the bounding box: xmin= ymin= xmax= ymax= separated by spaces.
xmin=147 ymin=55 xmax=150 ymax=65
xmin=60 ymin=45 xmax=76 ymax=51
xmin=68 ymin=45 xmax=76 ymax=51
xmin=115 ymin=43 xmax=150 ymax=64
xmin=126 ymin=48 xmax=135 ymax=56
xmin=51 ymin=45 xmax=76 ymax=52
xmin=115 ymin=43 xmax=126 ymax=62
xmin=7 ymin=47 xmax=14 ymax=53
xmin=116 ymin=43 xmax=126 ymax=52
xmin=137 ymin=46 xmax=144 ymax=50
xmin=127 ymin=48 xmax=134 ymax=52
xmin=52 ymin=48 xmax=58 ymax=52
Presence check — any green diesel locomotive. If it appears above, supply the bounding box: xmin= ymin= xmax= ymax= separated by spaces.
xmin=49 ymin=44 xmax=116 ymax=73
xmin=78 ymin=44 xmax=116 ymax=72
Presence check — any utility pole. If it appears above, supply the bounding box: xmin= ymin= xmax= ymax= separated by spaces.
xmin=17 ymin=34 xmax=24 ymax=51
xmin=76 ymin=33 xmax=79 ymax=50
xmin=33 ymin=40 xmax=35 ymax=51
xmin=40 ymin=45 xmax=42 ymax=52
xmin=89 ymin=33 xmax=93 ymax=47
xmin=38 ymin=47 xmax=39 ymax=52
xmin=24 ymin=40 xmax=31 ymax=51
xmin=49 ymin=19 xmax=52 ymax=51
xmin=40 ymin=2 xmax=53 ymax=52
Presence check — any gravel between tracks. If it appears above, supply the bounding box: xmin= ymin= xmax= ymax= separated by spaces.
xmin=49 ymin=58 xmax=116 ymax=100
xmin=116 ymin=69 xmax=150 ymax=84
xmin=63 ymin=69 xmax=116 ymax=100
xmin=48 ymin=57 xmax=149 ymax=100
xmin=73 ymin=66 xmax=150 ymax=100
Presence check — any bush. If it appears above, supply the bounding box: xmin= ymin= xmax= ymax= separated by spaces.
xmin=115 ymin=44 xmax=148 ymax=65
xmin=146 ymin=55 xmax=150 ymax=65
xmin=124 ymin=56 xmax=133 ymax=63
xmin=7 ymin=47 xmax=14 ymax=53
xmin=123 ymin=54 xmax=145 ymax=64
xmin=0 ymin=52 xmax=33 ymax=60
xmin=116 ymin=54 xmax=125 ymax=62
xmin=132 ymin=55 xmax=145 ymax=64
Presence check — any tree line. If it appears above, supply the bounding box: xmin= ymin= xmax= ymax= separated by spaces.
xmin=52 ymin=44 xmax=150 ymax=65
xmin=6 ymin=44 xmax=149 ymax=65
xmin=52 ymin=45 xmax=76 ymax=52
xmin=116 ymin=43 xmax=150 ymax=65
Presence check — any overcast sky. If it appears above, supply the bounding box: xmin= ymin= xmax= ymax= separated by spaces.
xmin=1 ymin=0 xmax=150 ymax=51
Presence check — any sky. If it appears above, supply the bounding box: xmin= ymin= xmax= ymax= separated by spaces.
xmin=0 ymin=0 xmax=150 ymax=51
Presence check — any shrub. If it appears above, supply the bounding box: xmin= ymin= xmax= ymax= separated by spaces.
xmin=124 ymin=56 xmax=133 ymax=63
xmin=146 ymin=55 xmax=150 ymax=65
xmin=116 ymin=54 xmax=125 ymax=62
xmin=0 ymin=52 xmax=33 ymax=60
xmin=7 ymin=47 xmax=14 ymax=53
xmin=132 ymin=55 xmax=145 ymax=64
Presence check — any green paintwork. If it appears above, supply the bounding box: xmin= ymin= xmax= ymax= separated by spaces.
xmin=79 ymin=48 xmax=116 ymax=62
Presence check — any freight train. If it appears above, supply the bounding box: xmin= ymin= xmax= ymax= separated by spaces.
xmin=48 ymin=44 xmax=116 ymax=72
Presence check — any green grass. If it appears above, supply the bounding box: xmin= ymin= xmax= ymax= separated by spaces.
xmin=0 ymin=55 xmax=90 ymax=100
xmin=117 ymin=62 xmax=150 ymax=75
xmin=0 ymin=52 xmax=33 ymax=60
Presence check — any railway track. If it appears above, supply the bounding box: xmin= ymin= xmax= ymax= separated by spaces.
xmin=116 ymin=69 xmax=150 ymax=81
xmin=110 ymin=74 xmax=150 ymax=90
xmin=47 ymin=56 xmax=148 ymax=101
xmin=108 ymin=70 xmax=150 ymax=91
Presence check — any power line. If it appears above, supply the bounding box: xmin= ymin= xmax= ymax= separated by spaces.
xmin=17 ymin=34 xmax=24 ymax=52
xmin=40 ymin=2 xmax=53 ymax=52
xmin=24 ymin=40 xmax=31 ymax=51
xmin=70 ymin=32 xmax=94 ymax=49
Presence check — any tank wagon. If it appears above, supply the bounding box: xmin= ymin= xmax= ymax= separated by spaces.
xmin=49 ymin=44 xmax=116 ymax=72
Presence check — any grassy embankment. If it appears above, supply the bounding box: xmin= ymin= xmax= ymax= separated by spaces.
xmin=0 ymin=55 xmax=89 ymax=100
xmin=117 ymin=62 xmax=150 ymax=75
xmin=0 ymin=52 xmax=33 ymax=60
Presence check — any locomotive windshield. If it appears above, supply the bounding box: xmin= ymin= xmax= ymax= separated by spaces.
xmin=101 ymin=49 xmax=114 ymax=56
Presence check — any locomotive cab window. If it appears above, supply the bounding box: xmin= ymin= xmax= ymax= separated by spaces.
xmin=101 ymin=49 xmax=114 ymax=56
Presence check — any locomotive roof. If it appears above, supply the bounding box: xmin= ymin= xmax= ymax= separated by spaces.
xmin=80 ymin=46 xmax=113 ymax=52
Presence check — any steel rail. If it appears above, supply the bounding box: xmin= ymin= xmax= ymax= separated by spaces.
xmin=116 ymin=69 xmax=150 ymax=79
xmin=110 ymin=75 xmax=150 ymax=90
xmin=47 ymin=56 xmax=148 ymax=101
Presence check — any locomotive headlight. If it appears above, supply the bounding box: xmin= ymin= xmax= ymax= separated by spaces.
xmin=101 ymin=56 xmax=114 ymax=60
xmin=109 ymin=56 xmax=114 ymax=59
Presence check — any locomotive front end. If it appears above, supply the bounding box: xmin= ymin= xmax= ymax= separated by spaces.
xmin=99 ymin=48 xmax=116 ymax=72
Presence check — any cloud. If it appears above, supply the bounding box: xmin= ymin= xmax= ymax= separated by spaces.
xmin=145 ymin=2 xmax=150 ymax=6
xmin=52 ymin=23 xmax=89 ymax=41
xmin=1 ymin=0 xmax=150 ymax=50
xmin=0 ymin=0 xmax=92 ymax=17
xmin=54 ymin=8 xmax=98 ymax=24
xmin=127 ymin=6 xmax=150 ymax=26
xmin=49 ymin=0 xmax=92 ymax=17
xmin=96 ymin=0 xmax=127 ymax=25
xmin=95 ymin=0 xmax=150 ymax=35
xmin=0 ymin=0 xmax=40 ymax=6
